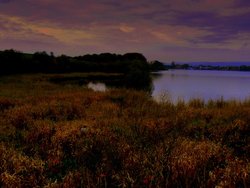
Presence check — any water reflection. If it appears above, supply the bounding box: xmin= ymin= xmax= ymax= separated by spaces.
xmin=87 ymin=82 xmax=107 ymax=92
xmin=152 ymin=70 xmax=250 ymax=103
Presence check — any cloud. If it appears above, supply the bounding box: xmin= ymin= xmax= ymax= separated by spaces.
xmin=0 ymin=0 xmax=250 ymax=61
xmin=119 ymin=24 xmax=135 ymax=33
xmin=169 ymin=0 xmax=235 ymax=12
xmin=0 ymin=14 xmax=97 ymax=45
xmin=0 ymin=0 xmax=12 ymax=3
xmin=220 ymin=7 xmax=250 ymax=16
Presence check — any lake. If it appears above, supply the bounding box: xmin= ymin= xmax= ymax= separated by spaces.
xmin=152 ymin=70 xmax=250 ymax=103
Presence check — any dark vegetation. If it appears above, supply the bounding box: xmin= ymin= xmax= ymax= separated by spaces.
xmin=0 ymin=75 xmax=249 ymax=187
xmin=0 ymin=49 xmax=164 ymax=74
xmin=149 ymin=60 xmax=167 ymax=71
xmin=0 ymin=49 xmax=166 ymax=91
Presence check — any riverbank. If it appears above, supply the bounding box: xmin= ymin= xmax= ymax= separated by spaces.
xmin=0 ymin=74 xmax=249 ymax=187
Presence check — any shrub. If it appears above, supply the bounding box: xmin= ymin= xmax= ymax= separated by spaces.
xmin=0 ymin=144 xmax=45 ymax=187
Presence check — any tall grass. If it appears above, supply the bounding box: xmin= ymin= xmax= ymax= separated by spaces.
xmin=0 ymin=74 xmax=249 ymax=187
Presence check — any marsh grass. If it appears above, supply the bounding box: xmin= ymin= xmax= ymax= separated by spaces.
xmin=0 ymin=74 xmax=249 ymax=187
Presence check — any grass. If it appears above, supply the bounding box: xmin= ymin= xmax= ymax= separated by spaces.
xmin=0 ymin=73 xmax=249 ymax=187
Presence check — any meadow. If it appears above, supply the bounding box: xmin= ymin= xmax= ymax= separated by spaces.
xmin=0 ymin=73 xmax=249 ymax=187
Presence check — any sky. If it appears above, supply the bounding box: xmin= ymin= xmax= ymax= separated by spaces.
xmin=0 ymin=0 xmax=250 ymax=62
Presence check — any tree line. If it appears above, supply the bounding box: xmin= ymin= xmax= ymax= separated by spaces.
xmin=0 ymin=49 xmax=164 ymax=75
xmin=0 ymin=49 xmax=166 ymax=91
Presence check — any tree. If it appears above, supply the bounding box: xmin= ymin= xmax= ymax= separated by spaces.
xmin=150 ymin=60 xmax=166 ymax=71
xmin=32 ymin=51 xmax=55 ymax=72
xmin=122 ymin=53 xmax=147 ymax=62
xmin=124 ymin=60 xmax=152 ymax=92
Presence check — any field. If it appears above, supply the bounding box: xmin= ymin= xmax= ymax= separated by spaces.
xmin=0 ymin=74 xmax=249 ymax=187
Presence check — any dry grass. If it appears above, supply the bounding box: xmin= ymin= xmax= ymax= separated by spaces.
xmin=0 ymin=74 xmax=249 ymax=187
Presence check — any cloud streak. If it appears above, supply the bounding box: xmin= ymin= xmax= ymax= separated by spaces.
xmin=0 ymin=0 xmax=250 ymax=61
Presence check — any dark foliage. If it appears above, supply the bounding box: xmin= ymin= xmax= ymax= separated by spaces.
xmin=0 ymin=50 xmax=152 ymax=75
xmin=150 ymin=60 xmax=167 ymax=71
xmin=0 ymin=49 xmax=155 ymax=91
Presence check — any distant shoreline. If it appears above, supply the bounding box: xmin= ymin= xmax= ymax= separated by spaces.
xmin=178 ymin=62 xmax=250 ymax=66
xmin=163 ymin=62 xmax=250 ymax=71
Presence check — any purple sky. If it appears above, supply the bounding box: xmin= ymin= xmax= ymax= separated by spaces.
xmin=0 ymin=0 xmax=250 ymax=62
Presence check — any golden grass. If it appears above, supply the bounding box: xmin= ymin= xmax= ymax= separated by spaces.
xmin=0 ymin=74 xmax=249 ymax=187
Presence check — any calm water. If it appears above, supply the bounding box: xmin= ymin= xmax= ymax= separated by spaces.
xmin=152 ymin=70 xmax=250 ymax=103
